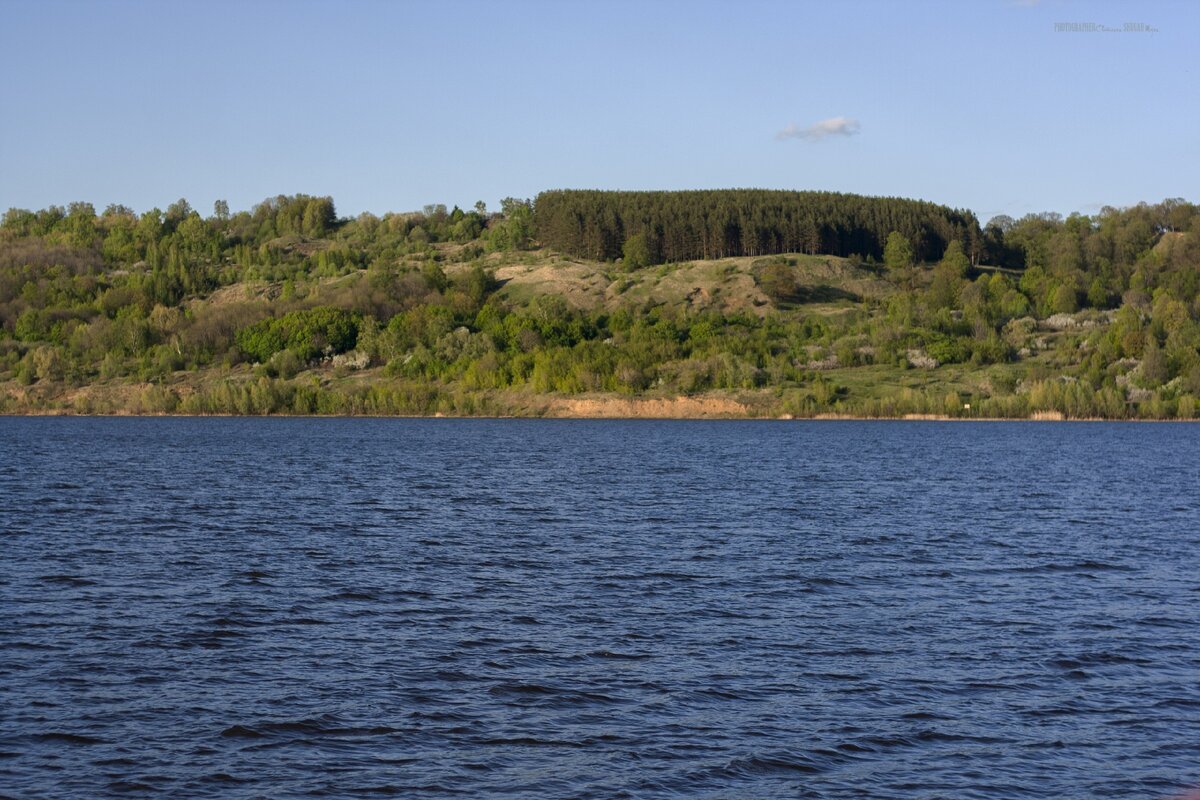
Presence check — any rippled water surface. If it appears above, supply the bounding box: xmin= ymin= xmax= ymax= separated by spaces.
xmin=2 ymin=418 xmax=1199 ymax=799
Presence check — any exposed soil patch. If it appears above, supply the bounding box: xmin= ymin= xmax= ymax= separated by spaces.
xmin=548 ymin=395 xmax=748 ymax=418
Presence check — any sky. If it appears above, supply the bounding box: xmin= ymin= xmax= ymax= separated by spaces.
xmin=0 ymin=0 xmax=1196 ymax=223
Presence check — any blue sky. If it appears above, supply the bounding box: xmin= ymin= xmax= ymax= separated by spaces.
xmin=1 ymin=0 xmax=1196 ymax=223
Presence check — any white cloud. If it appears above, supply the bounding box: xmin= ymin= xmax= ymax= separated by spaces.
xmin=776 ymin=116 xmax=861 ymax=142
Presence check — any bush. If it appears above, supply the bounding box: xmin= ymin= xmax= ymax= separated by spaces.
xmin=970 ymin=336 xmax=1013 ymax=365
xmin=756 ymin=260 xmax=799 ymax=304
xmin=925 ymin=335 xmax=971 ymax=365
xmin=235 ymin=306 xmax=359 ymax=363
xmin=267 ymin=349 xmax=304 ymax=379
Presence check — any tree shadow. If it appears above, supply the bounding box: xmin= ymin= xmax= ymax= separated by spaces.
xmin=798 ymin=285 xmax=861 ymax=303
xmin=775 ymin=284 xmax=861 ymax=307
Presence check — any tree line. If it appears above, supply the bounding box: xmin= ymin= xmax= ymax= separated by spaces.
xmin=533 ymin=189 xmax=983 ymax=265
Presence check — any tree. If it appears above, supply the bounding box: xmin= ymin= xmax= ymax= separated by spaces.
xmin=986 ymin=214 xmax=1015 ymax=234
xmin=622 ymin=232 xmax=650 ymax=270
xmin=458 ymin=265 xmax=497 ymax=306
xmin=1087 ymin=278 xmax=1111 ymax=309
xmin=64 ymin=202 xmax=98 ymax=248
xmin=301 ymin=197 xmax=336 ymax=238
xmin=927 ymin=263 xmax=963 ymax=310
xmin=1050 ymin=284 xmax=1078 ymax=314
xmin=488 ymin=198 xmax=533 ymax=251
xmin=421 ymin=262 xmax=449 ymax=292
xmin=884 ymin=231 xmax=914 ymax=273
xmin=1141 ymin=341 xmax=1169 ymax=387
xmin=939 ymin=240 xmax=970 ymax=277
xmin=884 ymin=231 xmax=915 ymax=288
xmin=757 ymin=260 xmax=798 ymax=304
xmin=164 ymin=198 xmax=193 ymax=233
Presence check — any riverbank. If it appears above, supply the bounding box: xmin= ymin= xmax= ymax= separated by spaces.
xmin=4 ymin=380 xmax=1194 ymax=421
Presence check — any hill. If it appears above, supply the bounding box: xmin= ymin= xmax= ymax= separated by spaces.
xmin=1 ymin=193 xmax=1198 ymax=419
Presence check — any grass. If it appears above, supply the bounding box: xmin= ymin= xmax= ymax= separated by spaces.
xmin=487 ymin=251 xmax=892 ymax=318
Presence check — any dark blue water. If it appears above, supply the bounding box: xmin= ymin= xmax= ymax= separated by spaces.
xmin=2 ymin=418 xmax=1199 ymax=799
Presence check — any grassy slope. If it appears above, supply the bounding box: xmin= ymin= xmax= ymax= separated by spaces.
xmin=487 ymin=251 xmax=882 ymax=315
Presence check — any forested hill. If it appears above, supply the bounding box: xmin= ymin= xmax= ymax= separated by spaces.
xmin=534 ymin=189 xmax=982 ymax=265
xmin=1 ymin=191 xmax=1199 ymax=419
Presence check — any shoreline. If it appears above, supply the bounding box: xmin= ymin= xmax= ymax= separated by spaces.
xmin=2 ymin=410 xmax=1194 ymax=422
xmin=5 ymin=383 xmax=1193 ymax=423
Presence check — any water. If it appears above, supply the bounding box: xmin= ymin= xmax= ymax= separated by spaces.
xmin=2 ymin=418 xmax=1199 ymax=799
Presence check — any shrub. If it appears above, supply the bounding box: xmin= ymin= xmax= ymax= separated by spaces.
xmin=925 ymin=335 xmax=971 ymax=365
xmin=235 ymin=306 xmax=359 ymax=363
xmin=756 ymin=260 xmax=799 ymax=304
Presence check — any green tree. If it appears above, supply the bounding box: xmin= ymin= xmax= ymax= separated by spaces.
xmin=622 ymin=232 xmax=650 ymax=270
xmin=488 ymin=198 xmax=533 ymax=251
xmin=927 ymin=264 xmax=963 ymax=310
xmin=1141 ymin=341 xmax=1169 ymax=386
xmin=884 ymin=231 xmax=916 ymax=289
xmin=64 ymin=202 xmax=98 ymax=248
xmin=884 ymin=231 xmax=914 ymax=274
xmin=939 ymin=240 xmax=970 ymax=277
xmin=164 ymin=198 xmax=193 ymax=233
xmin=421 ymin=262 xmax=449 ymax=292
xmin=1050 ymin=284 xmax=1078 ymax=314
xmin=1086 ymin=277 xmax=1111 ymax=309
xmin=301 ymin=197 xmax=336 ymax=238
xmin=757 ymin=260 xmax=798 ymax=304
